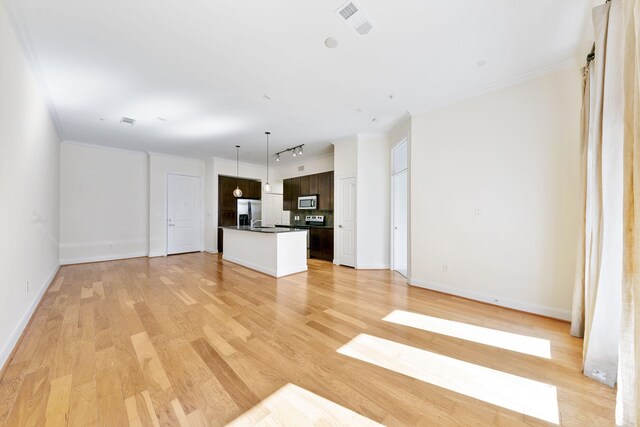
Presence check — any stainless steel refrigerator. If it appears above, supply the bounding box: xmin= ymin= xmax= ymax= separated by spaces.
xmin=237 ymin=199 xmax=262 ymax=226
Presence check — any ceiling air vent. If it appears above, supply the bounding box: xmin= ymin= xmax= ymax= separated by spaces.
xmin=298 ymin=165 xmax=305 ymax=172
xmin=120 ymin=117 xmax=136 ymax=125
xmin=336 ymin=1 xmax=373 ymax=36
xmin=338 ymin=2 xmax=358 ymax=19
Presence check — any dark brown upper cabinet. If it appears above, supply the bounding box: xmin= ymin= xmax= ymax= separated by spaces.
xmin=282 ymin=171 xmax=334 ymax=211
xmin=219 ymin=176 xmax=238 ymax=211
xmin=291 ymin=177 xmax=301 ymax=203
xmin=217 ymin=175 xmax=261 ymax=252
xmin=299 ymin=175 xmax=310 ymax=196
xmin=318 ymin=171 xmax=334 ymax=210
xmin=308 ymin=174 xmax=319 ymax=196
xmin=249 ymin=180 xmax=262 ymax=199
xmin=283 ymin=179 xmax=293 ymax=211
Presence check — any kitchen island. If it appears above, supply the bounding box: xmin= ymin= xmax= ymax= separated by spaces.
xmin=220 ymin=226 xmax=308 ymax=278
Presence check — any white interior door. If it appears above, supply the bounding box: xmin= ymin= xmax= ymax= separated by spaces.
xmin=338 ymin=177 xmax=356 ymax=267
xmin=167 ymin=174 xmax=202 ymax=255
xmin=393 ymin=170 xmax=408 ymax=277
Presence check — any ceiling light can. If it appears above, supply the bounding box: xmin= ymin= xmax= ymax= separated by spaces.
xmin=324 ymin=37 xmax=338 ymax=49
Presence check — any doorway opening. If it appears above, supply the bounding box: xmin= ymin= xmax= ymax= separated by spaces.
xmin=391 ymin=139 xmax=408 ymax=277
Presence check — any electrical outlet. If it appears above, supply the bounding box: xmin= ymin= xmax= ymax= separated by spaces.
xmin=26 ymin=281 xmax=30 ymax=293
xmin=474 ymin=209 xmax=481 ymax=219
xmin=442 ymin=264 xmax=448 ymax=272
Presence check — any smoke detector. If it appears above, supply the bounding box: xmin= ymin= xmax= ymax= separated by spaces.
xmin=335 ymin=1 xmax=374 ymax=36
xmin=120 ymin=117 xmax=136 ymax=125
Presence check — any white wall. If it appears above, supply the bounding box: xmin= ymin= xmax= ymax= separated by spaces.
xmin=149 ymin=153 xmax=205 ymax=256
xmin=205 ymin=157 xmax=266 ymax=252
xmin=409 ymin=67 xmax=582 ymax=319
xmin=0 ymin=2 xmax=61 ymax=368
xmin=60 ymin=142 xmax=148 ymax=263
xmin=357 ymin=135 xmax=390 ymax=269
xmin=333 ymin=136 xmax=358 ymax=178
xmin=333 ymin=135 xmax=390 ymax=269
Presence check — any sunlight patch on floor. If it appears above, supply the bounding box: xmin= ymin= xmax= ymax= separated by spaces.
xmin=337 ymin=334 xmax=559 ymax=424
xmin=226 ymin=383 xmax=382 ymax=426
xmin=383 ymin=310 xmax=551 ymax=359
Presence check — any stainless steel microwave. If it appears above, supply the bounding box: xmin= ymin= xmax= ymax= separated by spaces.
xmin=298 ymin=195 xmax=317 ymax=210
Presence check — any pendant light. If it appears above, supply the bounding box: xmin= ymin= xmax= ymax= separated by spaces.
xmin=264 ymin=132 xmax=271 ymax=192
xmin=233 ymin=145 xmax=243 ymax=198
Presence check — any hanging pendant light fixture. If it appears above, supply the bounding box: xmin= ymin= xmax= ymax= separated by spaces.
xmin=233 ymin=145 xmax=243 ymax=198
xmin=264 ymin=132 xmax=271 ymax=192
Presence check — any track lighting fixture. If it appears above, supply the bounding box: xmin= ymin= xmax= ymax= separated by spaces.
xmin=274 ymin=144 xmax=305 ymax=160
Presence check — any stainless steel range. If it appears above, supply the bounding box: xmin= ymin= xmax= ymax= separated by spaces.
xmin=305 ymin=215 xmax=325 ymax=226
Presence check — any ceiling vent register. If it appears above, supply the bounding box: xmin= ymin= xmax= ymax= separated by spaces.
xmin=336 ymin=1 xmax=374 ymax=36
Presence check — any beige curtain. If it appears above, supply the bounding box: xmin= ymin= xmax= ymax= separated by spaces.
xmin=571 ymin=0 xmax=639 ymax=423
xmin=571 ymin=0 xmax=624 ymax=388
xmin=618 ymin=0 xmax=639 ymax=423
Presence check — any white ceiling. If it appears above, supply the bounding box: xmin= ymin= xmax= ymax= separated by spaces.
xmin=11 ymin=0 xmax=598 ymax=163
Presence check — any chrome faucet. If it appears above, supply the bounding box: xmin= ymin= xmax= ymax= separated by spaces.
xmin=250 ymin=219 xmax=262 ymax=227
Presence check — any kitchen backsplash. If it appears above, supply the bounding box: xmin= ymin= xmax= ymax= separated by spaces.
xmin=288 ymin=210 xmax=334 ymax=227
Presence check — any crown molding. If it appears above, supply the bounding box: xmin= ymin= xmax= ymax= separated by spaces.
xmin=409 ymin=57 xmax=582 ymax=117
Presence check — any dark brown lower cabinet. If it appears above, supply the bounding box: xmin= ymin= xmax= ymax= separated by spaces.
xmin=217 ymin=228 xmax=224 ymax=253
xmin=309 ymin=228 xmax=334 ymax=261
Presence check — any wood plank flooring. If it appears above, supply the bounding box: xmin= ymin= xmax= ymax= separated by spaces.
xmin=0 ymin=253 xmax=616 ymax=426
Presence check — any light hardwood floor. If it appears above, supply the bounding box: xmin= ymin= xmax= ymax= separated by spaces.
xmin=0 ymin=253 xmax=615 ymax=426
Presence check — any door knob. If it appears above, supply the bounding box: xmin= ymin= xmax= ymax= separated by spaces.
xmin=338 ymin=225 xmax=343 ymax=228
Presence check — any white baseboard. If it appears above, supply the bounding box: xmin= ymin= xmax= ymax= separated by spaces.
xmin=357 ymin=263 xmax=391 ymax=270
xmin=222 ymin=255 xmax=307 ymax=278
xmin=148 ymin=251 xmax=166 ymax=258
xmin=277 ymin=264 xmax=309 ymax=278
xmin=0 ymin=263 xmax=60 ymax=370
xmin=60 ymin=239 xmax=148 ymax=264
xmin=60 ymin=251 xmax=148 ymax=265
xmin=204 ymin=247 xmax=217 ymax=254
xmin=409 ymin=278 xmax=571 ymax=321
